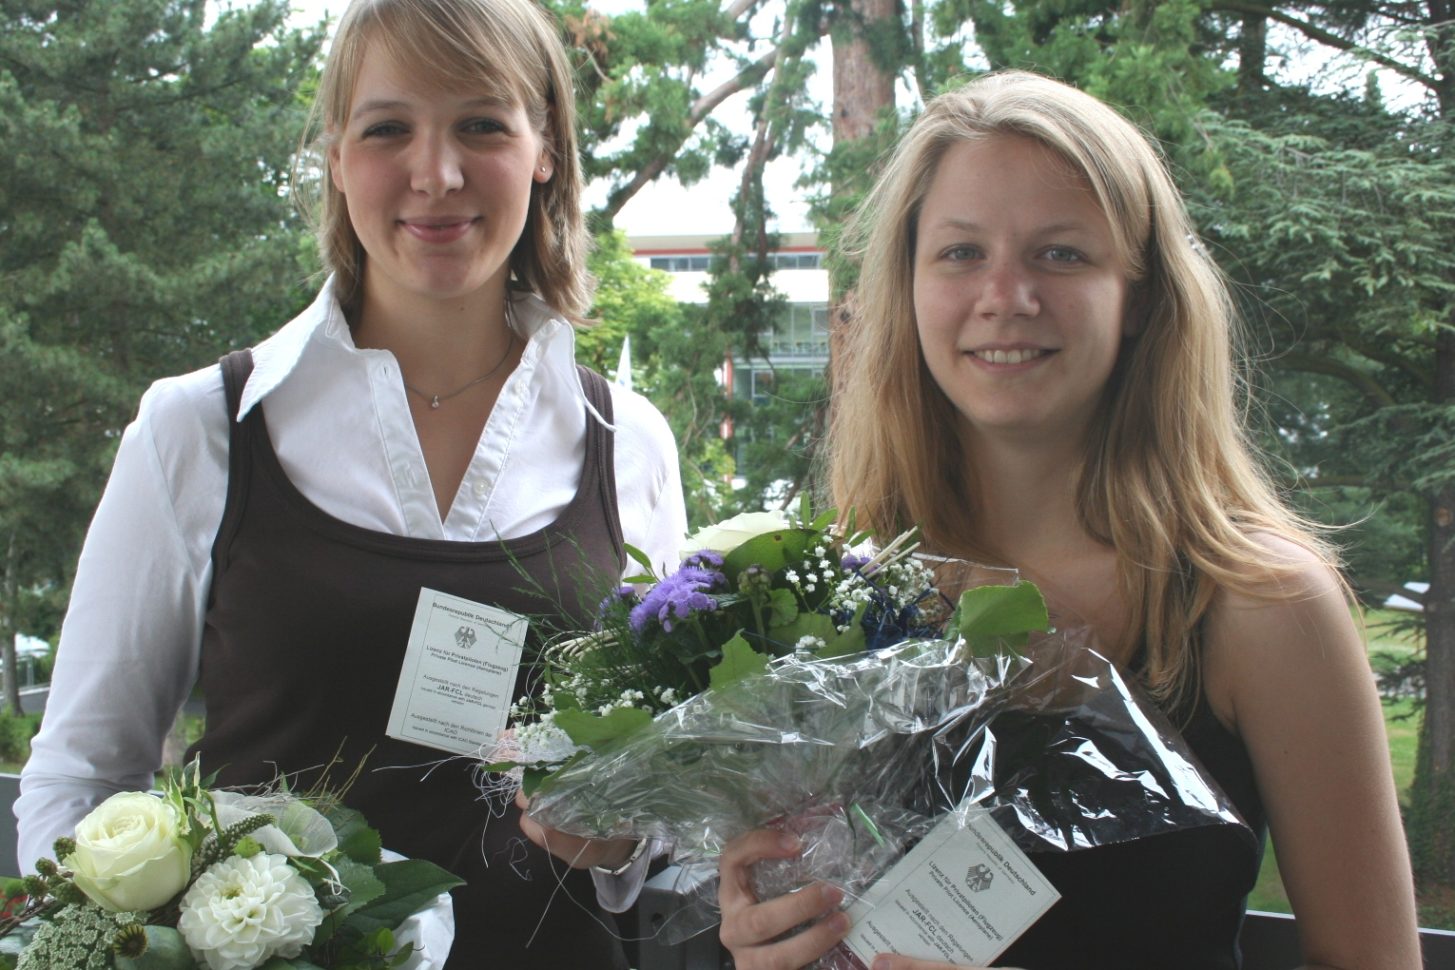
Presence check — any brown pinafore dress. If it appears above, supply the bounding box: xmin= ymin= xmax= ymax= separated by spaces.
xmin=187 ymin=350 xmax=630 ymax=968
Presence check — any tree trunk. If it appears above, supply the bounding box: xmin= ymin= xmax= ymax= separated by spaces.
xmin=1 ymin=533 xmax=24 ymax=716
xmin=1407 ymin=0 xmax=1455 ymax=893
xmin=827 ymin=0 xmax=896 ymax=395
xmin=0 ymin=637 xmax=19 ymax=718
xmin=1236 ymin=12 xmax=1266 ymax=94
xmin=830 ymin=0 xmax=896 ymax=145
xmin=1410 ymin=322 xmax=1455 ymax=888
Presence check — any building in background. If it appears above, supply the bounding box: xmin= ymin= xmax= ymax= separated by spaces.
xmin=628 ymin=231 xmax=830 ymax=415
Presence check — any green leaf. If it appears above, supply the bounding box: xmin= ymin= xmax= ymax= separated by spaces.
xmin=708 ymin=634 xmax=770 ymax=689
xmin=335 ymin=856 xmax=386 ymax=913
xmin=622 ymin=543 xmax=659 ymax=578
xmin=330 ymin=807 xmax=382 ymax=867
xmin=342 ymin=860 xmax=464 ymax=937
xmin=766 ymin=587 xmax=798 ymax=626
xmin=554 ymin=706 xmax=653 ymax=748
xmin=809 ymin=506 xmax=839 ymax=531
xmin=818 ymin=624 xmax=866 ymax=660
xmin=947 ymin=581 xmax=1050 ymax=657
xmin=720 ymin=528 xmax=815 ymax=578
xmin=766 ymin=611 xmax=838 ymax=653
xmin=520 ymin=764 xmax=552 ymax=797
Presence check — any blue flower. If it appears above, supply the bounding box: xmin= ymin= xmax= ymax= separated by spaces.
xmin=630 ymin=566 xmax=725 ymax=633
xmin=598 ymin=585 xmax=638 ymax=619
xmin=681 ymin=550 xmax=725 ymax=571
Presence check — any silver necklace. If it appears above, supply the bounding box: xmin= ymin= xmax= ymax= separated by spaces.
xmin=402 ymin=331 xmax=517 ymax=410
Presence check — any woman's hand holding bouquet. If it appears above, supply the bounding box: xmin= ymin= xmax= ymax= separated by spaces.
xmin=490 ymin=504 xmax=1250 ymax=965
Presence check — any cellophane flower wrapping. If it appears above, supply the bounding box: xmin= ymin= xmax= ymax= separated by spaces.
xmin=525 ymin=625 xmax=1252 ymax=949
xmin=484 ymin=505 xmax=962 ymax=794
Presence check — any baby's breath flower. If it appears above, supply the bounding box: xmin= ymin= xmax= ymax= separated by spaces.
xmin=512 ymin=718 xmax=585 ymax=767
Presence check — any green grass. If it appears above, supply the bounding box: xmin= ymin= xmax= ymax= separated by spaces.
xmin=1249 ymin=609 xmax=1454 ymax=929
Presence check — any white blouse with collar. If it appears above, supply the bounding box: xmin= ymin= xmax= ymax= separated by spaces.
xmin=17 ymin=280 xmax=687 ymax=906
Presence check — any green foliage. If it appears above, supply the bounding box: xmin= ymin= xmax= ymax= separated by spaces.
xmin=0 ymin=714 xmax=41 ymax=766
xmin=546 ymin=0 xmax=840 ymax=523
xmin=554 ymin=706 xmax=654 ymax=747
xmin=1409 ymin=732 xmax=1455 ymax=890
xmin=580 ymin=229 xmax=738 ymax=524
xmin=1182 ymin=110 xmax=1455 ymax=595
xmin=0 ymin=0 xmax=324 ymax=672
xmin=706 ymin=633 xmax=770 ymax=690
xmin=947 ymin=581 xmax=1051 ymax=657
xmin=579 ymin=229 xmax=681 ymax=372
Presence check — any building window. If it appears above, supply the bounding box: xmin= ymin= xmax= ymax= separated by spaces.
xmin=767 ymin=303 xmax=830 ymax=358
xmin=767 ymin=252 xmax=822 ymax=270
xmin=646 ymin=251 xmax=822 ymax=273
xmin=648 ymin=255 xmax=713 ymax=272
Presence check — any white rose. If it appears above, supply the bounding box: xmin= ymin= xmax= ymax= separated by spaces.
xmin=64 ymin=791 xmax=192 ymax=913
xmin=178 ymin=852 xmax=325 ymax=970
xmin=683 ymin=510 xmax=792 ymax=557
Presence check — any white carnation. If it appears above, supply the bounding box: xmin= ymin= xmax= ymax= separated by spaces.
xmin=177 ymin=852 xmax=324 ymax=970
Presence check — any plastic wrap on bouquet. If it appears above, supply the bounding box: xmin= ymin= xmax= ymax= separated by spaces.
xmin=526 ymin=636 xmax=1023 ymax=850
xmin=525 ymin=628 xmax=1250 ymax=947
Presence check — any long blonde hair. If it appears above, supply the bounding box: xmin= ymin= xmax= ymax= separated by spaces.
xmin=830 ymin=71 xmax=1337 ymax=709
xmin=298 ymin=0 xmax=591 ymax=321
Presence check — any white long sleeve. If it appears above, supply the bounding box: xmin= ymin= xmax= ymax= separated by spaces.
xmin=17 ymin=280 xmax=688 ymax=876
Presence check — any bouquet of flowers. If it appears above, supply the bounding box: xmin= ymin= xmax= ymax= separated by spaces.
xmin=525 ymin=608 xmax=1252 ymax=953
xmin=485 ymin=501 xmax=955 ymax=793
xmin=494 ymin=505 xmax=1251 ymax=958
xmin=0 ymin=762 xmax=462 ymax=970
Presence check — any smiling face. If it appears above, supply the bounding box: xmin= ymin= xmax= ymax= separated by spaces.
xmin=913 ymin=134 xmax=1133 ymax=454
xmin=328 ymin=45 xmax=552 ymax=319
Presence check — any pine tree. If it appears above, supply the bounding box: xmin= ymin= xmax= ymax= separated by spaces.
xmin=0 ymin=0 xmax=324 ymax=712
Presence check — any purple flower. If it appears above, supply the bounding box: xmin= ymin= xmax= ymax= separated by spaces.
xmin=598 ymin=585 xmax=638 ymax=618
xmin=630 ymin=566 xmax=725 ymax=633
xmin=841 ymin=553 xmax=873 ymax=573
xmin=681 ymin=550 xmax=725 ymax=571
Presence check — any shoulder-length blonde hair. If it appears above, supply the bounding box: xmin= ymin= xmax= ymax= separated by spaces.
xmin=298 ymin=0 xmax=591 ymax=321
xmin=830 ymin=70 xmax=1337 ymax=709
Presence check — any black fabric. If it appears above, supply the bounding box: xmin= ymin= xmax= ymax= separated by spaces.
xmin=993 ymin=678 xmax=1267 ymax=970
xmin=189 ymin=350 xmax=629 ymax=969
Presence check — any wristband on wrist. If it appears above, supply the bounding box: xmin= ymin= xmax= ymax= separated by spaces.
xmin=593 ymin=838 xmax=648 ymax=877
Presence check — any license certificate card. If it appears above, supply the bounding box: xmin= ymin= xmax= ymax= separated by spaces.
xmin=843 ymin=805 xmax=1060 ymax=967
xmin=386 ymin=588 xmax=528 ymax=756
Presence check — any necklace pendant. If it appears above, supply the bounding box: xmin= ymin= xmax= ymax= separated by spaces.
xmin=430 ymin=396 xmax=441 ymax=409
